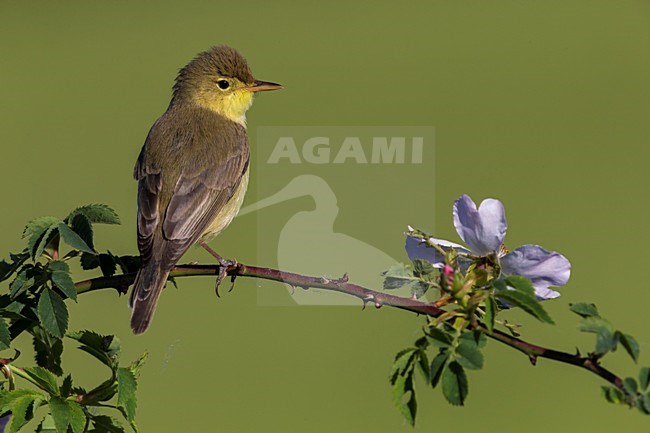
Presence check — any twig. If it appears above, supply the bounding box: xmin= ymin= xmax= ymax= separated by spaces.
xmin=73 ymin=262 xmax=625 ymax=393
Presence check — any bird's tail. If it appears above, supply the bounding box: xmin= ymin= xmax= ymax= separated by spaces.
xmin=129 ymin=261 xmax=170 ymax=335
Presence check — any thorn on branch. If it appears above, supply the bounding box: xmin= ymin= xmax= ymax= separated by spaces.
xmin=528 ymin=354 xmax=537 ymax=366
xmin=335 ymin=273 xmax=349 ymax=284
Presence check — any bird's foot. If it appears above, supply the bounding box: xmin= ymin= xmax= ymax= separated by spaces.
xmin=199 ymin=241 xmax=239 ymax=297
xmin=215 ymin=256 xmax=240 ymax=297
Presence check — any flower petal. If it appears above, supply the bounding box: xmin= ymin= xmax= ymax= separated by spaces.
xmin=453 ymin=195 xmax=507 ymax=255
xmin=405 ymin=236 xmax=470 ymax=268
xmin=501 ymin=244 xmax=571 ymax=300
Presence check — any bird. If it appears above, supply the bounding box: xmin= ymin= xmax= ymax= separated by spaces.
xmin=130 ymin=45 xmax=282 ymax=334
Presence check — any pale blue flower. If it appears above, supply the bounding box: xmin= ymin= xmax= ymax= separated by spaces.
xmin=406 ymin=194 xmax=571 ymax=300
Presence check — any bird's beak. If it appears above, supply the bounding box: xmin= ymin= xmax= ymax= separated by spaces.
xmin=244 ymin=80 xmax=283 ymax=92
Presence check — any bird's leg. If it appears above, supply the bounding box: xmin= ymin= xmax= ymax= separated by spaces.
xmin=198 ymin=241 xmax=239 ymax=297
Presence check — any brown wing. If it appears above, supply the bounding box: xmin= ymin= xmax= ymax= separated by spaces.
xmin=132 ymin=108 xmax=249 ymax=304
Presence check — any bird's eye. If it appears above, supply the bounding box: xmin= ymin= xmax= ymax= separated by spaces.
xmin=217 ymin=79 xmax=230 ymax=90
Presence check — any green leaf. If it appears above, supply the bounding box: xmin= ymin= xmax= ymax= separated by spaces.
xmin=0 ymin=389 xmax=47 ymax=433
xmin=643 ymin=394 xmax=650 ymax=415
xmin=24 ymin=216 xmax=61 ymax=260
xmin=0 ymin=251 xmax=30 ymax=283
xmin=9 ymin=266 xmax=36 ymax=298
xmin=578 ymin=317 xmax=617 ymax=355
xmin=69 ymin=213 xmax=94 ymax=250
xmin=80 ymin=252 xmax=100 ymax=270
xmin=455 ymin=341 xmax=484 ymax=370
xmin=390 ymin=362 xmax=416 ymax=426
xmin=427 ymin=326 xmax=454 ymax=347
xmin=441 ymin=361 xmax=468 ymax=406
xmin=117 ymin=368 xmax=138 ymax=422
xmin=89 ymin=415 xmax=126 ymax=433
xmin=495 ymin=289 xmax=554 ymax=324
xmin=67 ymin=401 xmax=86 ymax=433
xmin=412 ymin=259 xmax=435 ymax=277
xmin=601 ymin=386 xmax=625 ymax=404
xmin=618 ymin=332 xmax=640 ymax=363
xmin=23 ymin=366 xmax=60 ymax=395
xmin=66 ymin=204 xmax=120 ymax=225
xmin=49 ymin=396 xmax=70 ymax=432
xmin=68 ymin=330 xmax=121 ymax=369
xmin=569 ymin=302 xmax=600 ymax=318
xmin=49 ymin=396 xmax=86 ymax=433
xmin=99 ymin=254 xmax=117 ymax=277
xmin=36 ymin=414 xmax=57 ymax=432
xmin=32 ymin=327 xmax=64 ymax=376
xmin=49 ymin=261 xmax=77 ymax=301
xmin=484 ymin=297 xmax=497 ymax=333
xmin=0 ymin=318 xmax=10 ymax=351
xmin=416 ymin=349 xmax=430 ymax=382
xmin=623 ymin=377 xmax=638 ymax=395
xmin=504 ymin=275 xmax=535 ymax=297
xmin=37 ymin=290 xmax=69 ymax=338
xmin=61 ymin=375 xmax=73 ymax=398
xmin=58 ymin=223 xmax=95 ymax=254
xmin=639 ymin=367 xmax=650 ymax=391
xmin=430 ymin=351 xmax=449 ymax=388
xmin=382 ymin=269 xmax=413 ymax=290
xmin=459 ymin=330 xmax=487 ymax=348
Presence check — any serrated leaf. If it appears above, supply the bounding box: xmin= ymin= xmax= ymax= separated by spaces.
xmin=413 ymin=259 xmax=435 ymax=277
xmin=90 ymin=415 xmax=126 ymax=433
xmin=623 ymin=377 xmax=638 ymax=395
xmin=639 ymin=368 xmax=650 ymax=391
xmin=459 ymin=330 xmax=487 ymax=348
xmin=61 ymin=375 xmax=73 ymax=398
xmin=34 ymin=225 xmax=60 ymax=262
xmin=495 ymin=289 xmax=554 ymax=324
xmin=427 ymin=326 xmax=454 ymax=347
xmin=67 ymin=401 xmax=86 ymax=433
xmin=9 ymin=267 xmax=35 ymax=298
xmin=115 ymin=255 xmax=141 ymax=274
xmin=24 ymin=216 xmax=61 ymax=260
xmin=23 ymin=366 xmax=60 ymax=395
xmin=117 ymin=368 xmax=138 ymax=422
xmin=441 ymin=361 xmax=468 ymax=406
xmin=66 ymin=204 xmax=120 ymax=225
xmin=0 ymin=318 xmax=10 ymax=350
xmin=390 ymin=362 xmax=416 ymax=426
xmin=430 ymin=351 xmax=449 ymax=388
xmin=0 ymin=389 xmax=47 ymax=433
xmin=36 ymin=414 xmax=57 ymax=432
xmin=504 ymin=275 xmax=535 ymax=297
xmin=618 ymin=332 xmax=640 ymax=363
xmin=98 ymin=254 xmax=117 ymax=277
xmin=37 ymin=290 xmax=68 ymax=338
xmin=33 ymin=327 xmax=64 ymax=376
xmin=455 ymin=341 xmax=484 ymax=370
xmin=58 ymin=223 xmax=95 ymax=254
xmin=484 ymin=297 xmax=497 ymax=333
xmin=0 ymin=251 xmax=30 ymax=283
xmin=68 ymin=330 xmax=121 ymax=369
xmin=49 ymin=261 xmax=77 ymax=301
xmin=49 ymin=396 xmax=86 ymax=433
xmin=417 ymin=349 xmax=430 ymax=382
xmin=569 ymin=302 xmax=600 ymax=318
xmin=69 ymin=213 xmax=94 ymax=250
xmin=80 ymin=252 xmax=100 ymax=270
xmin=578 ymin=317 xmax=617 ymax=355
xmin=49 ymin=396 xmax=70 ymax=432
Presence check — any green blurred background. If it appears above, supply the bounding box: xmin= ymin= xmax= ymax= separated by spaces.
xmin=2 ymin=1 xmax=650 ymax=431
